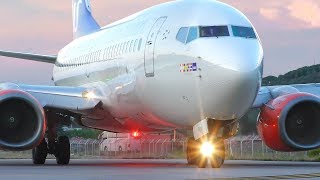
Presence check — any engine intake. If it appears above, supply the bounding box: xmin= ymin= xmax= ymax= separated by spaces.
xmin=0 ymin=90 xmax=46 ymax=151
xmin=257 ymin=93 xmax=320 ymax=151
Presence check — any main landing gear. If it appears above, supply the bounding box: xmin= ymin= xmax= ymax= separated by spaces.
xmin=32 ymin=110 xmax=71 ymax=165
xmin=187 ymin=137 xmax=225 ymax=168
xmin=32 ymin=139 xmax=48 ymax=164
xmin=32 ymin=136 xmax=70 ymax=165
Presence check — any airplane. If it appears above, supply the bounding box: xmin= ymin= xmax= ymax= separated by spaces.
xmin=0 ymin=0 xmax=319 ymax=168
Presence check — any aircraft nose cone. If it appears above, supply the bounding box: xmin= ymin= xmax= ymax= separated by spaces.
xmin=216 ymin=49 xmax=262 ymax=73
xmin=195 ymin=61 xmax=261 ymax=121
xmin=194 ymin=38 xmax=263 ymax=121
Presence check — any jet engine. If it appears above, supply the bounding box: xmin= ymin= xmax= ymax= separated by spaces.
xmin=0 ymin=89 xmax=46 ymax=150
xmin=257 ymin=93 xmax=320 ymax=151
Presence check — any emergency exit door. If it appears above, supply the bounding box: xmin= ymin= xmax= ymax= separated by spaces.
xmin=144 ymin=17 xmax=167 ymax=77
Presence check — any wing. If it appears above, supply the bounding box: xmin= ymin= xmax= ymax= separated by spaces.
xmin=0 ymin=83 xmax=102 ymax=112
xmin=252 ymin=83 xmax=320 ymax=108
xmin=0 ymin=50 xmax=56 ymax=64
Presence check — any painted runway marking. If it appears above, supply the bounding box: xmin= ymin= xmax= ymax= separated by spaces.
xmin=204 ymin=173 xmax=320 ymax=180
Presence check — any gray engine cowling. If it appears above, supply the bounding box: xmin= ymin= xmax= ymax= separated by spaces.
xmin=0 ymin=89 xmax=46 ymax=151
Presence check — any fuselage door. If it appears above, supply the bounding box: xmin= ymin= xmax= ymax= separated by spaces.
xmin=144 ymin=17 xmax=167 ymax=77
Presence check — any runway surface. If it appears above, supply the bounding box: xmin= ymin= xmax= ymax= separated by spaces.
xmin=0 ymin=159 xmax=320 ymax=180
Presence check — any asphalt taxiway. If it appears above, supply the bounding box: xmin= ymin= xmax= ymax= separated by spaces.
xmin=0 ymin=159 xmax=320 ymax=180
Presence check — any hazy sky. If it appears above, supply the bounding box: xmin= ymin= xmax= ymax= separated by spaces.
xmin=0 ymin=0 xmax=319 ymax=85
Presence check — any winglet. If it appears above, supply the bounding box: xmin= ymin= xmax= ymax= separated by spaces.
xmin=72 ymin=0 xmax=101 ymax=39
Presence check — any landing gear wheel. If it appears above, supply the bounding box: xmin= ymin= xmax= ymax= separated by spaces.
xmin=55 ymin=136 xmax=70 ymax=165
xmin=186 ymin=138 xmax=199 ymax=165
xmin=197 ymin=157 xmax=207 ymax=168
xmin=32 ymin=139 xmax=48 ymax=165
xmin=210 ymin=141 xmax=225 ymax=168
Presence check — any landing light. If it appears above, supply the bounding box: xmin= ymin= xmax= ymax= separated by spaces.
xmin=200 ymin=142 xmax=214 ymax=157
xmin=82 ymin=91 xmax=96 ymax=99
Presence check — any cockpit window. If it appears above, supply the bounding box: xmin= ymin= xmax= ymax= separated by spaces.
xmin=231 ymin=26 xmax=256 ymax=39
xmin=186 ymin=27 xmax=198 ymax=43
xmin=176 ymin=27 xmax=189 ymax=43
xmin=199 ymin=26 xmax=229 ymax=37
xmin=176 ymin=25 xmax=257 ymax=44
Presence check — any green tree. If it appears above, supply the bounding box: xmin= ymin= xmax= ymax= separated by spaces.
xmin=58 ymin=128 xmax=102 ymax=139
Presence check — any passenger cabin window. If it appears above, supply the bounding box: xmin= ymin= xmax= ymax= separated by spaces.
xmin=130 ymin=41 xmax=134 ymax=52
xmin=121 ymin=43 xmax=125 ymax=54
xmin=138 ymin=38 xmax=142 ymax=51
xmin=134 ymin=39 xmax=138 ymax=52
xmin=176 ymin=27 xmax=189 ymax=43
xmin=116 ymin=45 xmax=119 ymax=56
xmin=231 ymin=26 xmax=256 ymax=39
xmin=126 ymin=41 xmax=129 ymax=53
xmin=199 ymin=26 xmax=229 ymax=37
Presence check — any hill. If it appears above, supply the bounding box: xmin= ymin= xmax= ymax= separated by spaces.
xmin=262 ymin=64 xmax=320 ymax=86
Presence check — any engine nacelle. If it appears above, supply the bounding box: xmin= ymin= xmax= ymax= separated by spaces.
xmin=0 ymin=89 xmax=46 ymax=151
xmin=257 ymin=93 xmax=320 ymax=151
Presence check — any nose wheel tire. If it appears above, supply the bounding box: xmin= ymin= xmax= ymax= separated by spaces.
xmin=55 ymin=136 xmax=70 ymax=165
xmin=197 ymin=156 xmax=208 ymax=168
xmin=32 ymin=138 xmax=48 ymax=165
xmin=186 ymin=138 xmax=199 ymax=165
xmin=196 ymin=140 xmax=226 ymax=168
xmin=210 ymin=142 xmax=225 ymax=168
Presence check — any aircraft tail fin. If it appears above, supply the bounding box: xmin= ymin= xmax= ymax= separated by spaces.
xmin=72 ymin=0 xmax=100 ymax=39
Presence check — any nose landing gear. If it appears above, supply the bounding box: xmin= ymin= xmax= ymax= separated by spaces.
xmin=189 ymin=118 xmax=237 ymax=168
xmin=209 ymin=141 xmax=225 ymax=168
xmin=186 ymin=138 xmax=199 ymax=165
xmin=187 ymin=137 xmax=225 ymax=168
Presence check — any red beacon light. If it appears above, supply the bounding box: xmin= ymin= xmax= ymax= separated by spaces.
xmin=131 ymin=131 xmax=141 ymax=139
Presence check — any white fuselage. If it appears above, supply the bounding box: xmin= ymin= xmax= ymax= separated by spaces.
xmin=53 ymin=0 xmax=263 ymax=132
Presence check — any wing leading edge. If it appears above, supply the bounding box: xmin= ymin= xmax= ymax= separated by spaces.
xmin=0 ymin=83 xmax=102 ymax=112
xmin=252 ymin=83 xmax=320 ymax=108
xmin=0 ymin=50 xmax=56 ymax=64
